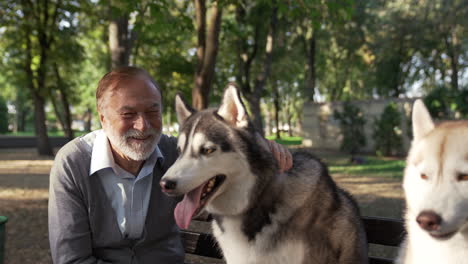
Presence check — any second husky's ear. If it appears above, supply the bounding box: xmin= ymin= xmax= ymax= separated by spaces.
xmin=217 ymin=83 xmax=249 ymax=128
xmin=175 ymin=93 xmax=195 ymax=125
xmin=412 ymin=99 xmax=434 ymax=141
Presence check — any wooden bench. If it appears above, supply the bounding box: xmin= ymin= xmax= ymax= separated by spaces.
xmin=181 ymin=216 xmax=405 ymax=264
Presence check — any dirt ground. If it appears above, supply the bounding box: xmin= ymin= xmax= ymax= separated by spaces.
xmin=0 ymin=148 xmax=405 ymax=264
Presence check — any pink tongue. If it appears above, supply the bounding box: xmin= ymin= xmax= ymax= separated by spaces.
xmin=174 ymin=184 xmax=205 ymax=229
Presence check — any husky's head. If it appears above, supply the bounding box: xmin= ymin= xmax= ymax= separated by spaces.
xmin=160 ymin=83 xmax=274 ymax=229
xmin=404 ymin=99 xmax=468 ymax=240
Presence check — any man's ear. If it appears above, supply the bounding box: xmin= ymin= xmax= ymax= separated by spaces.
xmin=175 ymin=93 xmax=195 ymax=125
xmin=217 ymin=83 xmax=249 ymax=128
xmin=98 ymin=109 xmax=105 ymax=125
xmin=412 ymin=99 xmax=434 ymax=141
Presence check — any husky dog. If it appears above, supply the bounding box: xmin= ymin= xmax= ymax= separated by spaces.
xmin=160 ymin=84 xmax=368 ymax=264
xmin=396 ymin=100 xmax=468 ymax=264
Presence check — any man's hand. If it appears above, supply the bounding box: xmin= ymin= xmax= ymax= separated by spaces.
xmin=267 ymin=140 xmax=293 ymax=173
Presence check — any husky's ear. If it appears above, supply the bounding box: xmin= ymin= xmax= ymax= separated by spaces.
xmin=412 ymin=99 xmax=434 ymax=141
xmin=175 ymin=93 xmax=195 ymax=125
xmin=217 ymin=83 xmax=249 ymax=128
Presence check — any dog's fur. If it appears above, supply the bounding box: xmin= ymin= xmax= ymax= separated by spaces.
xmin=396 ymin=100 xmax=468 ymax=263
xmin=161 ymin=84 xmax=368 ymax=264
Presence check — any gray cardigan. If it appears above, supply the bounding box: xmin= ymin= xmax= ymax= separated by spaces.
xmin=48 ymin=133 xmax=184 ymax=264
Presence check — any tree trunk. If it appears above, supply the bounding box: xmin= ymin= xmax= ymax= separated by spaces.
xmin=32 ymin=91 xmax=53 ymax=155
xmin=84 ymin=108 xmax=92 ymax=132
xmin=54 ymin=64 xmax=74 ymax=140
xmin=15 ymin=100 xmax=27 ymax=132
xmin=264 ymin=106 xmax=271 ymax=137
xmin=250 ymin=6 xmax=278 ymax=135
xmin=192 ymin=0 xmax=223 ymax=110
xmin=273 ymin=85 xmax=280 ymax=139
xmin=286 ymin=101 xmax=292 ymax=137
xmin=245 ymin=94 xmax=263 ymax=135
xmin=305 ymin=32 xmax=316 ymax=101
xmin=445 ymin=30 xmax=459 ymax=90
xmin=109 ymin=12 xmax=131 ymax=69
xmin=22 ymin=4 xmax=53 ymax=156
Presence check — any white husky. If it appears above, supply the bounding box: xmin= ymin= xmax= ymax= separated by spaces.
xmin=397 ymin=99 xmax=468 ymax=264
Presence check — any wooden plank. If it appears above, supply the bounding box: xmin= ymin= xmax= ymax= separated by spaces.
xmin=362 ymin=216 xmax=406 ymax=247
xmin=181 ymin=216 xmax=406 ymax=262
xmin=181 ymin=230 xmax=223 ymax=259
xmin=369 ymin=256 xmax=395 ymax=264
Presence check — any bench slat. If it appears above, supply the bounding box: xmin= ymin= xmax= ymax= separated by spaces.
xmin=362 ymin=216 xmax=406 ymax=247
xmin=369 ymin=256 xmax=395 ymax=264
xmin=182 ymin=216 xmax=406 ymax=262
xmin=181 ymin=230 xmax=223 ymax=259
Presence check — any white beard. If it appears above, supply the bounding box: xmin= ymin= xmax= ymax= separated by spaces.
xmin=107 ymin=127 xmax=161 ymax=161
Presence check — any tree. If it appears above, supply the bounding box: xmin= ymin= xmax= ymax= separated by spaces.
xmin=0 ymin=96 xmax=8 ymax=133
xmin=18 ymin=0 xmax=63 ymax=155
xmin=192 ymin=0 xmax=223 ymax=110
xmin=230 ymin=1 xmax=278 ymax=134
xmin=1 ymin=0 xmax=87 ymax=154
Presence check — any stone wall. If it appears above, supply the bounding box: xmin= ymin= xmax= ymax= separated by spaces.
xmin=302 ymin=98 xmax=418 ymax=154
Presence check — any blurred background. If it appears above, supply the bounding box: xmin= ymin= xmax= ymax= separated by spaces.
xmin=0 ymin=0 xmax=466 ymax=156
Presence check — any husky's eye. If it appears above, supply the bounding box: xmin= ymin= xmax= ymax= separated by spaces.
xmin=200 ymin=147 xmax=216 ymax=155
xmin=457 ymin=173 xmax=468 ymax=181
xmin=420 ymin=173 xmax=428 ymax=180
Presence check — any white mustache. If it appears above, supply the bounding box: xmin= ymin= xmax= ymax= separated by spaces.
xmin=124 ymin=128 xmax=157 ymax=139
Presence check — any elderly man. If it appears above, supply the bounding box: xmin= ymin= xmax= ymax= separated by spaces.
xmin=48 ymin=66 xmax=291 ymax=264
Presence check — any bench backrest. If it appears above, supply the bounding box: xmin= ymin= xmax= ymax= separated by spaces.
xmin=181 ymin=216 xmax=406 ymax=264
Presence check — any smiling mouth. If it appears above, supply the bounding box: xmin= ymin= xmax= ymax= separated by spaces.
xmin=174 ymin=174 xmax=226 ymax=229
xmin=129 ymin=135 xmax=152 ymax=141
xmin=194 ymin=174 xmax=226 ymax=216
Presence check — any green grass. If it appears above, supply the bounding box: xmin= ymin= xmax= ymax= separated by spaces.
xmin=328 ymin=156 xmax=406 ymax=178
xmin=266 ymin=136 xmax=303 ymax=145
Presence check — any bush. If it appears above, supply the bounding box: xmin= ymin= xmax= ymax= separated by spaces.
xmin=373 ymin=102 xmax=403 ymax=156
xmin=453 ymin=89 xmax=468 ymax=118
xmin=423 ymin=86 xmax=453 ymax=119
xmin=0 ymin=97 xmax=8 ymax=133
xmin=333 ymin=102 xmax=366 ymax=154
xmin=423 ymin=85 xmax=468 ymax=119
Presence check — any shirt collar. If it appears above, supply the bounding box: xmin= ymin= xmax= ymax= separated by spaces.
xmin=89 ymin=129 xmax=164 ymax=176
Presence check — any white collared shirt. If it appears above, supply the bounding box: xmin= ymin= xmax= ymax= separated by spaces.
xmin=89 ymin=130 xmax=163 ymax=239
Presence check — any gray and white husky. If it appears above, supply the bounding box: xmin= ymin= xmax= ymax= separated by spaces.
xmin=160 ymin=84 xmax=368 ymax=264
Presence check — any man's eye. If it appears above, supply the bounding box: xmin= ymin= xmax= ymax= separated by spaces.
xmin=122 ymin=113 xmax=136 ymax=118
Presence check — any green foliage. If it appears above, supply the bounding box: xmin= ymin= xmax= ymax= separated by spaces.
xmin=373 ymin=103 xmax=403 ymax=156
xmin=423 ymin=85 xmax=468 ymax=119
xmin=453 ymin=89 xmax=468 ymax=118
xmin=0 ymin=96 xmax=8 ymax=133
xmin=423 ymin=86 xmax=453 ymax=119
xmin=333 ymin=102 xmax=366 ymax=154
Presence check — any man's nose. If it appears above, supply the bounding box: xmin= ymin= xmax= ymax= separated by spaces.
xmin=134 ymin=114 xmax=150 ymax=131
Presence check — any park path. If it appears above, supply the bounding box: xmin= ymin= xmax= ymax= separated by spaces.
xmin=0 ymin=148 xmax=404 ymax=264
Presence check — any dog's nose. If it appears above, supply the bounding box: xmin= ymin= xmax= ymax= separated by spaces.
xmin=160 ymin=179 xmax=177 ymax=191
xmin=416 ymin=211 xmax=442 ymax=231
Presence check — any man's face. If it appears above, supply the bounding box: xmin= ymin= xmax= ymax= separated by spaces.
xmin=99 ymin=77 xmax=162 ymax=161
